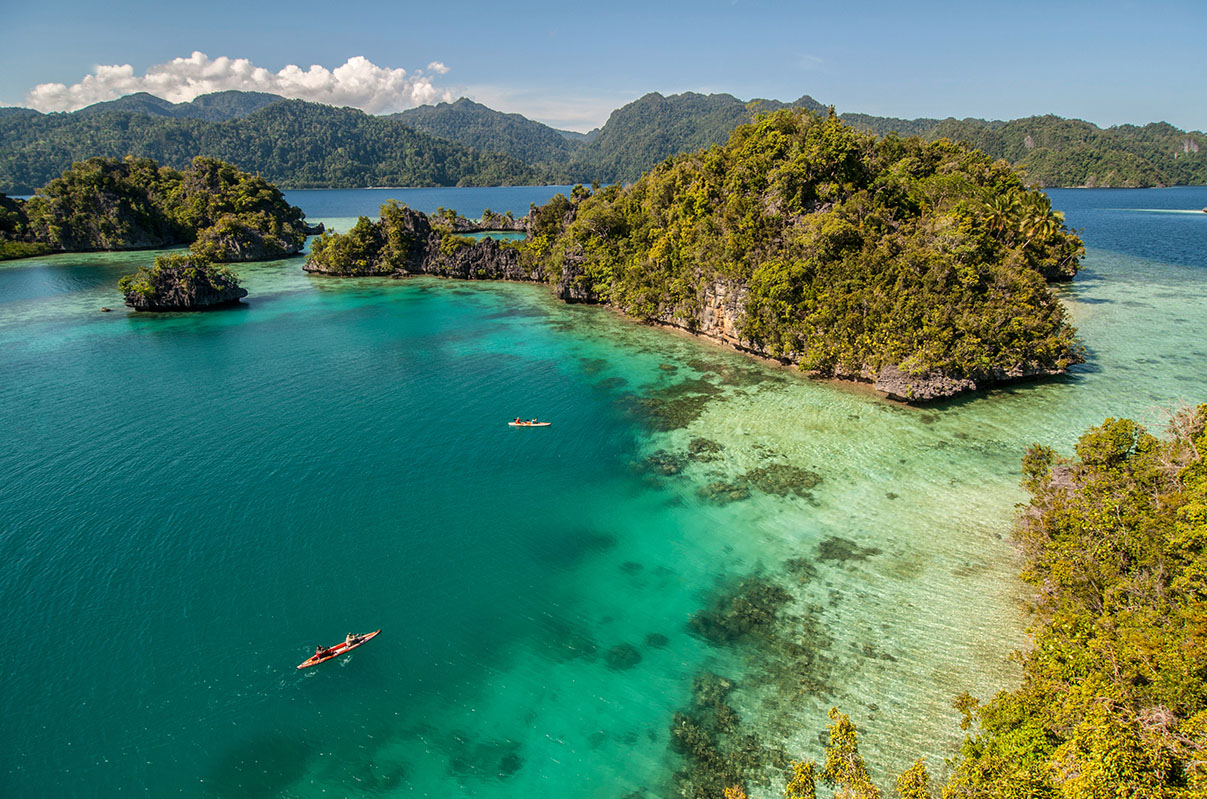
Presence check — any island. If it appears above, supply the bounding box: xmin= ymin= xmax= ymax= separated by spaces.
xmin=0 ymin=155 xmax=309 ymax=263
xmin=118 ymin=253 xmax=248 ymax=311
xmin=305 ymin=109 xmax=1085 ymax=403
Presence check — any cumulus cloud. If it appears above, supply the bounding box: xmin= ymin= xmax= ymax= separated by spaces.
xmin=26 ymin=52 xmax=454 ymax=113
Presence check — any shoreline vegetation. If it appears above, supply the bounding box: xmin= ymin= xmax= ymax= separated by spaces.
xmin=1 ymin=90 xmax=1204 ymax=193
xmin=745 ymin=405 xmax=1207 ymax=799
xmin=305 ymin=109 xmax=1085 ymax=403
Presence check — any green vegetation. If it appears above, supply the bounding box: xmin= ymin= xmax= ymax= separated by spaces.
xmin=562 ymin=92 xmax=825 ymax=184
xmin=0 ymin=100 xmax=543 ymax=193
xmin=942 ymin=406 xmax=1207 ymax=797
xmin=756 ymin=406 xmax=1207 ymax=798
xmin=118 ymin=251 xmax=246 ymax=309
xmin=0 ymin=192 xmax=50 ymax=258
xmin=924 ymin=116 xmax=1207 ymax=188
xmin=5 ymin=90 xmax=1203 ymax=190
xmin=394 ymin=97 xmax=578 ymax=166
xmin=529 ymin=108 xmax=1083 ymax=392
xmin=0 ymin=155 xmax=306 ymax=261
xmin=306 ymin=200 xmax=429 ymax=276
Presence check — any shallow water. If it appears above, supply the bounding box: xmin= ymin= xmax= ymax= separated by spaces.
xmin=1 ymin=186 xmax=1205 ymax=797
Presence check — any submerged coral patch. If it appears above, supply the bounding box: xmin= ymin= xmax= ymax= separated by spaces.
xmin=689 ymin=578 xmax=793 ymax=645
xmin=686 ymin=437 xmax=724 ymax=462
xmin=630 ymin=378 xmax=723 ymax=431
xmin=644 ymin=632 xmax=670 ymax=648
xmin=697 ymin=480 xmax=751 ymax=504
xmin=645 ymin=450 xmax=687 ymax=476
xmin=741 ymin=464 xmax=822 ymax=499
xmin=815 ymin=536 xmax=882 ymax=563
xmin=605 ymin=643 xmax=644 ymax=670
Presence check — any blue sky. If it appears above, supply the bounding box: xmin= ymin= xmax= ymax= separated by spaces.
xmin=3 ymin=0 xmax=1205 ymax=131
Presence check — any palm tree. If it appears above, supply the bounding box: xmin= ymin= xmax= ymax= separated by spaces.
xmin=1019 ymin=192 xmax=1063 ymax=248
xmin=983 ymin=191 xmax=1020 ymax=243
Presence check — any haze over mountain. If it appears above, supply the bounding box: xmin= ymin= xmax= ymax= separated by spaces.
xmin=1 ymin=89 xmax=1204 ymax=193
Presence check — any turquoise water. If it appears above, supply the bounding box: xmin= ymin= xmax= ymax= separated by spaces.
xmin=1 ymin=186 xmax=1205 ymax=797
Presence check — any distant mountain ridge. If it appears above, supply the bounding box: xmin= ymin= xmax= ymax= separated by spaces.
xmin=0 ymin=99 xmax=540 ymax=192
xmin=392 ymin=98 xmax=580 ymax=165
xmin=1 ymin=89 xmax=1204 ymax=192
xmin=72 ymin=90 xmax=284 ymax=122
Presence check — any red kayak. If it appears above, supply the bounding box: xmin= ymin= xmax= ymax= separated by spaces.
xmin=297 ymin=630 xmax=381 ymax=669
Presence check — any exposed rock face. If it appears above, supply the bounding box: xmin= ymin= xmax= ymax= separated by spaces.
xmin=872 ymin=365 xmax=979 ymax=403
xmin=552 ymin=247 xmax=599 ymax=303
xmin=639 ymin=277 xmax=1069 ymax=402
xmin=421 ymin=236 xmax=539 ymax=280
xmin=121 ymin=262 xmax=247 ymax=311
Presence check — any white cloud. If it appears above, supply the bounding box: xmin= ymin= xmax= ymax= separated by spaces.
xmin=26 ymin=52 xmax=454 ymax=113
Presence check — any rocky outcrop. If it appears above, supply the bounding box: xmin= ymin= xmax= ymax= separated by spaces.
xmin=872 ymin=366 xmax=979 ymax=403
xmin=120 ymin=257 xmax=247 ymax=311
xmin=421 ymin=236 xmax=539 ymax=280
xmin=872 ymin=362 xmax=1069 ymax=402
xmin=552 ymin=247 xmax=599 ymax=303
xmin=304 ymin=205 xmax=538 ymax=281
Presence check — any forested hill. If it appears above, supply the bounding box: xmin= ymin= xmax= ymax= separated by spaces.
xmin=392 ymin=98 xmax=580 ymax=166
xmin=562 ymin=91 xmax=827 ymax=183
xmin=927 ymin=115 xmax=1207 ymax=187
xmin=2 ymin=89 xmax=1205 ymax=190
xmin=0 ymin=100 xmax=541 ymax=192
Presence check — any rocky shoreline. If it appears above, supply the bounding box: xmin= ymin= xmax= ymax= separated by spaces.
xmin=304 ymin=205 xmax=1073 ymax=403
xmin=119 ymin=254 xmax=248 ymax=311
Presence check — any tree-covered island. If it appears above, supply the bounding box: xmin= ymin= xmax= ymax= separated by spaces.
xmin=0 ymin=155 xmax=310 ymax=263
xmin=0 ymin=155 xmax=315 ymax=310
xmin=306 ymin=109 xmax=1085 ymax=403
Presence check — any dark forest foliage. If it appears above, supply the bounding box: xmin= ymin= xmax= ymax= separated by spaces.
xmin=394 ymin=97 xmax=578 ymax=167
xmin=529 ymin=109 xmax=1084 ymax=387
xmin=0 ymin=101 xmax=542 ymax=193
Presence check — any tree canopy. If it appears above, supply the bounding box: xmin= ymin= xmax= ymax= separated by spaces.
xmin=528 ymin=108 xmax=1084 ymax=395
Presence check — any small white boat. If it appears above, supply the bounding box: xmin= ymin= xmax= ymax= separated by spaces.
xmin=508 ymin=419 xmax=551 ymax=427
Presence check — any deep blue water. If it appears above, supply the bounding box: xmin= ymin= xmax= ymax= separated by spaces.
xmin=1047 ymin=186 xmax=1207 ymax=270
xmin=283 ymin=186 xmax=577 ymax=221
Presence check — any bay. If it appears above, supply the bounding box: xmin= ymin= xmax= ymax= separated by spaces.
xmin=0 ymin=185 xmax=1204 ymax=797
